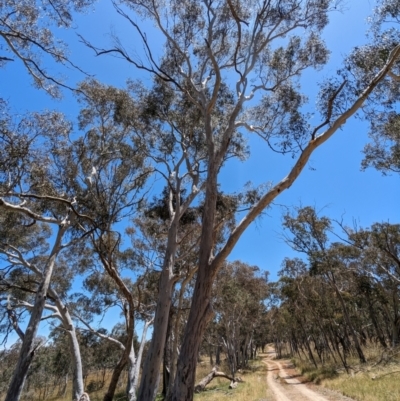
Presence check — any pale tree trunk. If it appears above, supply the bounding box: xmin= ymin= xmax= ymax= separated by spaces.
xmin=222 ymin=335 xmax=237 ymax=377
xmin=48 ymin=288 xmax=84 ymax=401
xmin=126 ymin=345 xmax=137 ymax=401
xmin=126 ymin=318 xmax=153 ymax=401
xmin=5 ymin=224 xmax=67 ymax=401
xmin=137 ymin=217 xmax=179 ymax=401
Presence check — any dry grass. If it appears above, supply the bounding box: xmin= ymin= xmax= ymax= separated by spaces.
xmin=3 ymin=358 xmax=269 ymax=401
xmin=325 ymin=369 xmax=400 ymax=401
xmin=12 ymin=371 xmax=122 ymax=401
xmin=293 ymin=344 xmax=400 ymax=401
xmin=193 ymin=357 xmax=268 ymax=401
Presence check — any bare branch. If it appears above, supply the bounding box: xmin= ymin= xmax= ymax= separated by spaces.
xmin=0 ymin=197 xmax=59 ymax=224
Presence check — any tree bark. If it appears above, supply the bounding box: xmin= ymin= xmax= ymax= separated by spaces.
xmin=167 ymin=270 xmax=196 ymax=400
xmin=194 ymin=367 xmax=238 ymax=392
xmin=171 ymin=264 xmax=216 ymax=400
xmin=330 ymin=274 xmax=366 ymax=363
xmin=137 ymin=214 xmax=179 ymax=401
xmin=137 ymin=269 xmax=174 ymax=401
xmin=48 ymin=287 xmax=84 ymax=401
xmin=5 ymin=224 xmax=67 ymax=401
xmin=103 ymin=354 xmax=128 ymax=401
xmin=126 ymin=318 xmax=152 ymax=401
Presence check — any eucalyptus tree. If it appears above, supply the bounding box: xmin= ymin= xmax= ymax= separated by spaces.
xmin=82 ymin=0 xmax=400 ymax=398
xmin=0 ymin=104 xmax=92 ymax=401
xmin=73 ymin=270 xmax=154 ymax=401
xmin=350 ymin=223 xmax=400 ymax=346
xmin=115 ymin=78 xmax=211 ymax=401
xmin=0 ymin=78 xmax=150 ymax=400
xmin=51 ymin=78 xmax=152 ymax=401
xmin=283 ymin=206 xmax=367 ymax=363
xmin=0 ymin=252 xmax=87 ymax=401
xmin=277 ymin=256 xmax=353 ymax=369
xmin=129 ymin=187 xmax=203 ymax=399
xmin=0 ymin=0 xmax=96 ymax=96
xmin=212 ymin=261 xmax=268 ymax=376
xmin=357 ymin=0 xmax=400 ymax=175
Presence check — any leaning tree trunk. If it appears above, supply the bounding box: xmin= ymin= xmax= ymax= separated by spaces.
xmin=5 ymin=225 xmax=66 ymax=401
xmin=194 ymin=367 xmax=237 ymax=392
xmin=330 ymin=274 xmax=366 ymax=364
xmin=103 ymin=302 xmax=135 ymax=401
xmin=103 ymin=353 xmax=128 ymax=401
xmin=103 ymin=298 xmax=134 ymax=401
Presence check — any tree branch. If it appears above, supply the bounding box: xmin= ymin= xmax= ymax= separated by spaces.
xmin=212 ymin=44 xmax=400 ymax=271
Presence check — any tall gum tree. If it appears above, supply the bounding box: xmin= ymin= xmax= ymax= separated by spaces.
xmin=0 ymin=109 xmax=88 ymax=401
xmin=0 ymin=78 xmax=150 ymax=401
xmin=84 ymin=1 xmax=400 ymax=399
xmin=48 ymin=78 xmax=152 ymax=401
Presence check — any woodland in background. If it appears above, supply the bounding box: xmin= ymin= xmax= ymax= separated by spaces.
xmin=0 ymin=1 xmax=400 ymax=401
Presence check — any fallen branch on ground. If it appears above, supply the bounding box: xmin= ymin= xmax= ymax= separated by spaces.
xmin=194 ymin=367 xmax=243 ymax=392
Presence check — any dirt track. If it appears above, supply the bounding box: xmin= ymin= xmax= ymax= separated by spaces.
xmin=262 ymin=348 xmax=355 ymax=401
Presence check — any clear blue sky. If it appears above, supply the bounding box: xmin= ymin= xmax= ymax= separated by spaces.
xmin=1 ymin=0 xmax=399 ymax=336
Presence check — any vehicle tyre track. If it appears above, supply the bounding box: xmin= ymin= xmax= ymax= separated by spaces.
xmin=263 ymin=348 xmax=355 ymax=401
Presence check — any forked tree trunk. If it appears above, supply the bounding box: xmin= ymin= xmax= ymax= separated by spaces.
xmin=126 ymin=318 xmax=152 ymax=401
xmin=5 ymin=225 xmax=67 ymax=401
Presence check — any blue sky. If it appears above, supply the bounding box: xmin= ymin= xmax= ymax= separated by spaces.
xmin=1 ymin=0 xmax=399 ymax=341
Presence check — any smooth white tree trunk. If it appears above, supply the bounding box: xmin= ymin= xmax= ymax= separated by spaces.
xmin=5 ymin=225 xmax=67 ymax=401
xmin=126 ymin=318 xmax=153 ymax=401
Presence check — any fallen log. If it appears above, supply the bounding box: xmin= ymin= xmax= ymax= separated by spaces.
xmin=194 ymin=367 xmax=242 ymax=392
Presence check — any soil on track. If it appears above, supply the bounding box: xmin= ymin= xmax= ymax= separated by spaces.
xmin=262 ymin=348 xmax=356 ymax=401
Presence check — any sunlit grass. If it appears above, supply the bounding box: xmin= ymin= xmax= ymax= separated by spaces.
xmin=194 ymin=357 xmax=268 ymax=401
xmin=2 ymin=356 xmax=270 ymax=401
xmin=293 ymin=344 xmax=400 ymax=401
